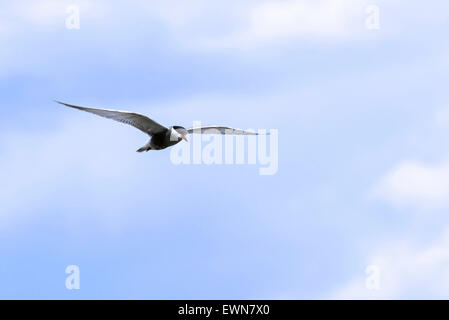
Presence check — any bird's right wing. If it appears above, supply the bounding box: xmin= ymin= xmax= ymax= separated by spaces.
xmin=186 ymin=126 xmax=259 ymax=135
xmin=57 ymin=101 xmax=167 ymax=136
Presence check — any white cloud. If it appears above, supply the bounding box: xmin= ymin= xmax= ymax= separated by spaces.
xmin=373 ymin=158 xmax=449 ymax=209
xmin=205 ymin=0 xmax=368 ymax=48
xmin=4 ymin=0 xmax=104 ymax=27
xmin=140 ymin=0 xmax=449 ymax=50
xmin=1 ymin=1 xmax=67 ymax=30
xmin=20 ymin=1 xmax=67 ymax=27
xmin=2 ymin=0 xmax=449 ymax=53
xmin=334 ymin=228 xmax=449 ymax=299
xmin=125 ymin=0 xmax=387 ymax=50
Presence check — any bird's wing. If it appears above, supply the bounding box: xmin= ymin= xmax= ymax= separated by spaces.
xmin=186 ymin=126 xmax=259 ymax=135
xmin=57 ymin=101 xmax=167 ymax=136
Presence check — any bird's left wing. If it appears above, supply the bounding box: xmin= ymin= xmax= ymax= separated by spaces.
xmin=56 ymin=101 xmax=167 ymax=136
xmin=186 ymin=126 xmax=259 ymax=135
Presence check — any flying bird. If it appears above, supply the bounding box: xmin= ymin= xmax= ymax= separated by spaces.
xmin=57 ymin=101 xmax=260 ymax=152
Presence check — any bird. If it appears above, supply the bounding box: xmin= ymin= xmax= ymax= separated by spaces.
xmin=56 ymin=101 xmax=260 ymax=152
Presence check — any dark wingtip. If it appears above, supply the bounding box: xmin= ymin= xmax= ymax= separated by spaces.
xmin=54 ymin=100 xmax=67 ymax=106
xmin=55 ymin=100 xmax=79 ymax=109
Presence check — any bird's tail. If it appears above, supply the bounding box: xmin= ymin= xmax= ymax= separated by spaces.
xmin=137 ymin=146 xmax=151 ymax=152
xmin=137 ymin=141 xmax=152 ymax=152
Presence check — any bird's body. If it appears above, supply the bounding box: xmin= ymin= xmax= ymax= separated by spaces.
xmin=137 ymin=128 xmax=183 ymax=152
xmin=57 ymin=101 xmax=260 ymax=152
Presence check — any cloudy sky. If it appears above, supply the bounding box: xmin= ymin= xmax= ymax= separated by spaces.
xmin=1 ymin=0 xmax=449 ymax=299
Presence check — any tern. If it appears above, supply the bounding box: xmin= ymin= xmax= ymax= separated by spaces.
xmin=57 ymin=101 xmax=260 ymax=152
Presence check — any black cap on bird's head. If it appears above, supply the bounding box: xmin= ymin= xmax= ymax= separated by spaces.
xmin=171 ymin=126 xmax=188 ymax=141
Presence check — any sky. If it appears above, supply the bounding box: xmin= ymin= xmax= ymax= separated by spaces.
xmin=1 ymin=0 xmax=449 ymax=299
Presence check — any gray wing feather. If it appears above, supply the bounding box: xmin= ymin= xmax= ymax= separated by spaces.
xmin=186 ymin=126 xmax=258 ymax=135
xmin=57 ymin=101 xmax=167 ymax=136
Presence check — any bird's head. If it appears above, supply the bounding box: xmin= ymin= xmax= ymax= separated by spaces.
xmin=171 ymin=126 xmax=188 ymax=142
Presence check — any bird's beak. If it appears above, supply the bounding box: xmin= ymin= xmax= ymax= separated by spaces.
xmin=182 ymin=135 xmax=188 ymax=142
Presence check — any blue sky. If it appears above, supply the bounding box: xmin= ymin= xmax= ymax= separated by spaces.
xmin=1 ymin=0 xmax=449 ymax=299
